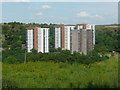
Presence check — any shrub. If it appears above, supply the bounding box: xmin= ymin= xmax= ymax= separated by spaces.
xmin=3 ymin=56 xmax=18 ymax=64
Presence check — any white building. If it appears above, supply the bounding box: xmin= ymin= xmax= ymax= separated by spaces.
xmin=27 ymin=29 xmax=34 ymax=52
xmin=26 ymin=27 xmax=49 ymax=53
xmin=55 ymin=27 xmax=62 ymax=49
xmin=54 ymin=25 xmax=75 ymax=50
xmin=64 ymin=25 xmax=75 ymax=50
xmin=38 ymin=28 xmax=49 ymax=53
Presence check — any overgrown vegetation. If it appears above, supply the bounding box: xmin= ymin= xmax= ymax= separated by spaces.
xmin=95 ymin=27 xmax=119 ymax=52
xmin=2 ymin=22 xmax=55 ymax=64
xmin=1 ymin=22 xmax=119 ymax=88
xmin=2 ymin=54 xmax=118 ymax=88
xmin=2 ymin=22 xmax=119 ymax=64
xmin=25 ymin=49 xmax=109 ymax=65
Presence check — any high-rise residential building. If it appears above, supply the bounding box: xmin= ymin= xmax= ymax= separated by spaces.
xmin=77 ymin=24 xmax=95 ymax=45
xmin=71 ymin=24 xmax=95 ymax=55
xmin=54 ymin=25 xmax=75 ymax=50
xmin=54 ymin=25 xmax=64 ymax=49
xmin=54 ymin=24 xmax=95 ymax=55
xmin=71 ymin=30 xmax=80 ymax=53
xmin=26 ymin=27 xmax=34 ymax=52
xmin=64 ymin=25 xmax=75 ymax=50
xmin=71 ymin=29 xmax=94 ymax=55
xmin=26 ymin=27 xmax=49 ymax=53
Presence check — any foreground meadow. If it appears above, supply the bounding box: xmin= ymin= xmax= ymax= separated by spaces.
xmin=2 ymin=55 xmax=118 ymax=88
xmin=0 ymin=62 xmax=2 ymax=89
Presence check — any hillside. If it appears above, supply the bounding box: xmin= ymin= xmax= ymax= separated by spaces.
xmin=2 ymin=22 xmax=119 ymax=64
xmin=2 ymin=54 xmax=118 ymax=88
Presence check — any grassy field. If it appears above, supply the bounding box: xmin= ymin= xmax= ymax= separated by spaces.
xmin=2 ymin=54 xmax=118 ymax=88
xmin=0 ymin=62 xmax=2 ymax=89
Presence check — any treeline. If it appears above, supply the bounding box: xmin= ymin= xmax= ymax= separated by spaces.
xmin=3 ymin=48 xmax=109 ymax=64
xmin=2 ymin=22 xmax=119 ymax=64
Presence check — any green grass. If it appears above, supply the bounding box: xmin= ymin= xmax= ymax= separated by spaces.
xmin=2 ymin=54 xmax=118 ymax=88
xmin=0 ymin=62 xmax=2 ymax=89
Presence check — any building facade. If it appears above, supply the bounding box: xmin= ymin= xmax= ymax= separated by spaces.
xmin=71 ymin=29 xmax=94 ymax=55
xmin=54 ymin=26 xmax=62 ymax=49
xmin=26 ymin=27 xmax=49 ymax=53
xmin=55 ymin=24 xmax=95 ymax=55
xmin=71 ymin=30 xmax=80 ymax=53
xmin=77 ymin=24 xmax=95 ymax=45
xmin=54 ymin=25 xmax=75 ymax=50
xmin=54 ymin=25 xmax=65 ymax=49
xmin=64 ymin=25 xmax=75 ymax=50
xmin=26 ymin=28 xmax=34 ymax=52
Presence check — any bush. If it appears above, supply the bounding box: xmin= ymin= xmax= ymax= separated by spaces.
xmin=27 ymin=53 xmax=38 ymax=62
xmin=25 ymin=49 xmax=109 ymax=65
xmin=3 ymin=56 xmax=18 ymax=64
xmin=2 ymin=78 xmax=18 ymax=88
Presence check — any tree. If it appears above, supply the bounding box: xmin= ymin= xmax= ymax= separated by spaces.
xmin=88 ymin=50 xmax=101 ymax=61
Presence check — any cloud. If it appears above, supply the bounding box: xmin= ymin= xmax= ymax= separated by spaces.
xmin=77 ymin=11 xmax=90 ymax=17
xmin=77 ymin=11 xmax=103 ymax=19
xmin=2 ymin=0 xmax=30 ymax=2
xmin=35 ymin=12 xmax=43 ymax=16
xmin=41 ymin=5 xmax=52 ymax=9
xmin=28 ymin=5 xmax=52 ymax=10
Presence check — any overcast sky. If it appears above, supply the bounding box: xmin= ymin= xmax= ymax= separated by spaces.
xmin=2 ymin=2 xmax=118 ymax=25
